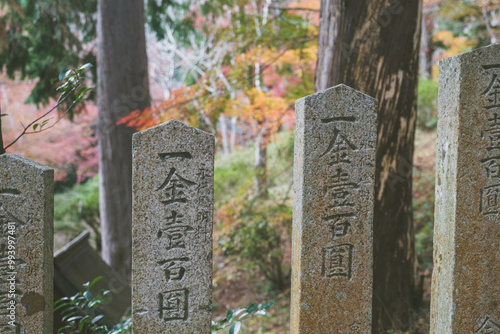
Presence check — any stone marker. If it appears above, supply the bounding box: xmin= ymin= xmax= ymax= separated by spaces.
xmin=0 ymin=154 xmax=54 ymax=333
xmin=431 ymin=44 xmax=500 ymax=333
xmin=132 ymin=120 xmax=214 ymax=333
xmin=291 ymin=84 xmax=377 ymax=333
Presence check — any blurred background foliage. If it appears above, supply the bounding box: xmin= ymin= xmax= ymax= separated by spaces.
xmin=1 ymin=0 xmax=500 ymax=332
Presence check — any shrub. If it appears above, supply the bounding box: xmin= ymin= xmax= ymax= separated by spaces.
xmin=54 ymin=277 xmax=131 ymax=334
xmin=417 ymin=76 xmax=439 ymax=130
xmin=217 ymin=194 xmax=292 ymax=291
xmin=54 ymin=175 xmax=100 ymax=248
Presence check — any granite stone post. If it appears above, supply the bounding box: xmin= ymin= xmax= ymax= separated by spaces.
xmin=0 ymin=154 xmax=54 ymax=333
xmin=132 ymin=120 xmax=214 ymax=333
xmin=431 ymin=44 xmax=500 ymax=333
xmin=291 ymin=84 xmax=377 ymax=333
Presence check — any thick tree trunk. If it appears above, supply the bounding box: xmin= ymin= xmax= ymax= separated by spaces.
xmin=97 ymin=0 xmax=150 ymax=280
xmin=315 ymin=0 xmax=422 ymax=332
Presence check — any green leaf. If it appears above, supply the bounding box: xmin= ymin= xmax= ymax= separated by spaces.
xmin=88 ymin=276 xmax=103 ymax=288
xmin=54 ymin=303 xmax=70 ymax=312
xmin=64 ymin=315 xmax=82 ymax=322
xmin=56 ymin=81 xmax=70 ymax=91
xmin=0 ymin=114 xmax=7 ymax=117
xmin=61 ymin=306 xmax=77 ymax=315
xmin=79 ymin=315 xmax=91 ymax=330
xmin=254 ymin=310 xmax=267 ymax=316
xmin=32 ymin=124 xmax=39 ymax=131
xmin=229 ymin=321 xmax=241 ymax=334
xmin=225 ymin=309 xmax=235 ymax=322
xmin=262 ymin=301 xmax=275 ymax=310
xmin=246 ymin=303 xmax=260 ymax=314
xmin=63 ymin=69 xmax=73 ymax=80
xmin=78 ymin=63 xmax=93 ymax=70
xmin=91 ymin=314 xmax=106 ymax=324
xmin=83 ymin=290 xmax=93 ymax=300
xmin=77 ymin=87 xmax=93 ymax=97
xmin=232 ymin=308 xmax=246 ymax=317
xmin=57 ymin=324 xmax=73 ymax=333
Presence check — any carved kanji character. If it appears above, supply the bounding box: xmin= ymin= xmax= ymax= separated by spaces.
xmin=158 ymin=257 xmax=189 ymax=282
xmin=157 ymin=168 xmax=195 ymax=205
xmin=158 ymin=289 xmax=188 ymax=321
xmin=322 ymin=244 xmax=353 ymax=279
xmin=483 ymin=74 xmax=500 ymax=109
xmin=475 ymin=316 xmax=500 ymax=334
xmin=320 ymin=129 xmax=357 ymax=165
xmin=482 ymin=157 xmax=500 ymax=180
xmin=481 ymin=184 xmax=500 ymax=216
xmin=157 ymin=225 xmax=194 ymax=250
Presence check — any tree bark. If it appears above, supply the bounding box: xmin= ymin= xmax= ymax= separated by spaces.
xmin=97 ymin=0 xmax=150 ymax=280
xmin=314 ymin=0 xmax=422 ymax=332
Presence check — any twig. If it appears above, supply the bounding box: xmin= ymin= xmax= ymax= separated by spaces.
xmin=4 ymin=82 xmax=80 ymax=151
xmin=269 ymin=6 xmax=320 ymax=12
xmin=24 ymin=97 xmax=82 ymax=134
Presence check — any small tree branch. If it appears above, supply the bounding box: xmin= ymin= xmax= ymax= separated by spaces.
xmin=4 ymin=83 xmax=80 ymax=151
xmin=269 ymin=6 xmax=320 ymax=12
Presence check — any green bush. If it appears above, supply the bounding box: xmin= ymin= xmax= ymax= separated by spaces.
xmin=55 ymin=277 xmax=131 ymax=334
xmin=214 ymin=131 xmax=294 ymax=292
xmin=214 ymin=160 xmax=254 ymax=203
xmin=417 ymin=76 xmax=439 ymax=130
xmin=217 ymin=197 xmax=292 ymax=292
xmin=54 ymin=176 xmax=100 ymax=247
xmin=56 ymin=277 xmax=273 ymax=334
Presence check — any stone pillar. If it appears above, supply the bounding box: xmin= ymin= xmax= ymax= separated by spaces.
xmin=132 ymin=120 xmax=214 ymax=333
xmin=291 ymin=84 xmax=377 ymax=333
xmin=431 ymin=44 xmax=500 ymax=333
xmin=0 ymin=154 xmax=54 ymax=333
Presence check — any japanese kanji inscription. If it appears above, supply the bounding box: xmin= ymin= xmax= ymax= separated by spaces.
xmin=431 ymin=44 xmax=500 ymax=334
xmin=291 ymin=84 xmax=377 ymax=333
xmin=132 ymin=120 xmax=214 ymax=333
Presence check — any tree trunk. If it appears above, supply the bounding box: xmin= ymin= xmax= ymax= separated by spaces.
xmin=97 ymin=0 xmax=150 ymax=280
xmin=254 ymin=122 xmax=268 ymax=198
xmin=422 ymin=10 xmax=435 ymax=78
xmin=220 ymin=114 xmax=229 ymax=155
xmin=230 ymin=116 xmax=237 ymax=153
xmin=314 ymin=0 xmax=422 ymax=332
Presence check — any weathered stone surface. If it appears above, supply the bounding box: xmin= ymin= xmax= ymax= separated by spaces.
xmin=431 ymin=44 xmax=500 ymax=333
xmin=291 ymin=84 xmax=377 ymax=333
xmin=0 ymin=154 xmax=54 ymax=333
xmin=132 ymin=120 xmax=214 ymax=333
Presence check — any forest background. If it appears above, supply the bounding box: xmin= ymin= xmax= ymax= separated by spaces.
xmin=0 ymin=0 xmax=499 ymax=333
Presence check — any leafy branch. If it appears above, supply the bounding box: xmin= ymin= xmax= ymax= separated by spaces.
xmin=54 ymin=276 xmax=131 ymax=334
xmin=211 ymin=302 xmax=275 ymax=333
xmin=0 ymin=63 xmax=93 ymax=154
